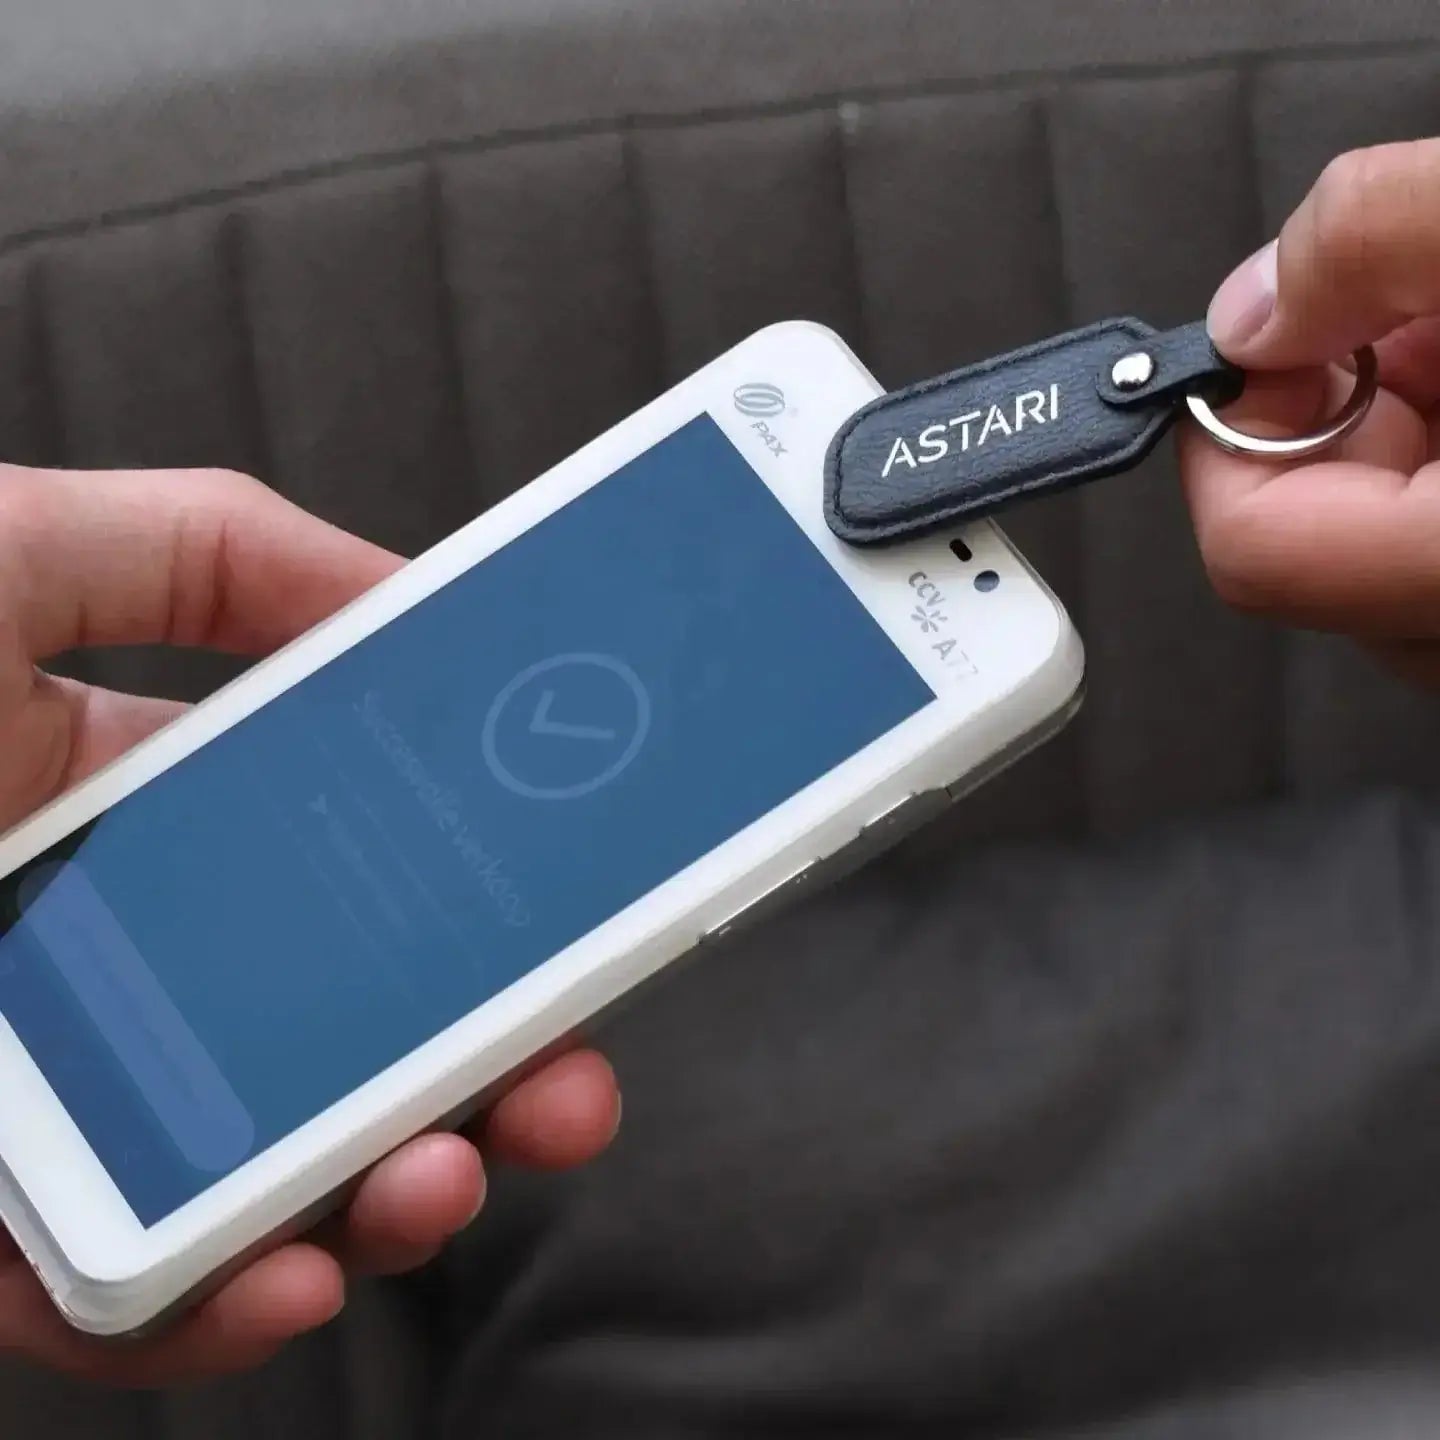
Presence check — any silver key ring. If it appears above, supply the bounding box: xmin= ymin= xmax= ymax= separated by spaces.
xmin=1185 ymin=345 xmax=1379 ymax=460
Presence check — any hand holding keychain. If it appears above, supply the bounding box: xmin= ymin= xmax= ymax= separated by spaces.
xmin=825 ymin=137 xmax=1440 ymax=690
xmin=822 ymin=315 xmax=1376 ymax=544
xmin=1180 ymin=138 xmax=1440 ymax=691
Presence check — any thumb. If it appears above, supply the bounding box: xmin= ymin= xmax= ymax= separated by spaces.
xmin=1207 ymin=138 xmax=1440 ymax=370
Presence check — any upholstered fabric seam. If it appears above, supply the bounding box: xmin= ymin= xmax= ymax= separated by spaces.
xmin=618 ymin=127 xmax=671 ymax=389
xmin=829 ymin=102 xmax=873 ymax=369
xmin=21 ymin=255 xmax=65 ymax=467
xmin=216 ymin=208 xmax=275 ymax=488
xmin=424 ymin=159 xmax=483 ymax=512
xmin=5 ymin=42 xmax=1438 ymax=263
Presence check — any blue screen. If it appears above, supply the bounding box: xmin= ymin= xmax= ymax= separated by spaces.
xmin=0 ymin=415 xmax=933 ymax=1225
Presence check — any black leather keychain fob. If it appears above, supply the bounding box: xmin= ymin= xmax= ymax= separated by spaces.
xmin=823 ymin=317 xmax=1247 ymax=546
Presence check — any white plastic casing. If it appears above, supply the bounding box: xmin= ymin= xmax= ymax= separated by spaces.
xmin=0 ymin=321 xmax=1083 ymax=1337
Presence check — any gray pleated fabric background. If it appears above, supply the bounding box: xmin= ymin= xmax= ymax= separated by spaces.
xmin=4 ymin=3 xmax=1440 ymax=1436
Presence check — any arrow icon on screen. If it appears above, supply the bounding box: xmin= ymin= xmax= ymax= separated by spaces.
xmin=528 ymin=690 xmax=616 ymax=743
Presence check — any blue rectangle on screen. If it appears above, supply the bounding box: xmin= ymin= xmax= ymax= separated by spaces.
xmin=0 ymin=415 xmax=934 ymax=1224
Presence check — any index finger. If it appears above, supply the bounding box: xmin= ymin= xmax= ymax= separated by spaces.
xmin=0 ymin=465 xmax=401 ymax=665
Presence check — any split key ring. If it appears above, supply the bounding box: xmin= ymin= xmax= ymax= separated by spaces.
xmin=1185 ymin=345 xmax=1379 ymax=461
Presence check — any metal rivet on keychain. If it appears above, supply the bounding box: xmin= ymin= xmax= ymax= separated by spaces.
xmin=1111 ymin=352 xmax=1156 ymax=391
xmin=1185 ymin=345 xmax=1379 ymax=460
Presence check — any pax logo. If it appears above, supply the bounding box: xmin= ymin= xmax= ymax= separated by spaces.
xmin=734 ymin=382 xmax=789 ymax=458
xmin=734 ymin=382 xmax=786 ymax=418
xmin=882 ymin=385 xmax=1061 ymax=479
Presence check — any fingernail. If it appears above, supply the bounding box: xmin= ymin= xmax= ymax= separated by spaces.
xmin=1208 ymin=239 xmax=1278 ymax=353
xmin=303 ymin=1283 xmax=346 ymax=1332
xmin=463 ymin=1176 xmax=489 ymax=1228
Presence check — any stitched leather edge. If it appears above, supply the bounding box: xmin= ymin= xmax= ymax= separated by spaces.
xmin=823 ymin=317 xmax=1163 ymax=544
